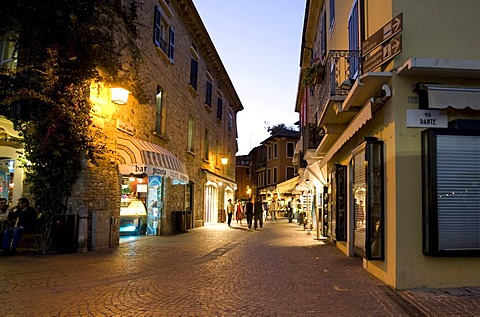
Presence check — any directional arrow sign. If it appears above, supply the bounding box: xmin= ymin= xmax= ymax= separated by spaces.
xmin=362 ymin=13 xmax=403 ymax=56
xmin=363 ymin=35 xmax=402 ymax=73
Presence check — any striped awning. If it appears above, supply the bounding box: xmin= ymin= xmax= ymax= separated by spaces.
xmin=117 ymin=136 xmax=189 ymax=183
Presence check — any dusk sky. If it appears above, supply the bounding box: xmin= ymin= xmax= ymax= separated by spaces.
xmin=192 ymin=0 xmax=306 ymax=155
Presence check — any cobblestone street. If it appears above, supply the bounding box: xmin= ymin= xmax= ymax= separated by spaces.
xmin=0 ymin=218 xmax=479 ymax=316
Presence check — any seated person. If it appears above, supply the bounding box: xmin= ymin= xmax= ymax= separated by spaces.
xmin=0 ymin=198 xmax=8 ymax=221
xmin=2 ymin=197 xmax=38 ymax=253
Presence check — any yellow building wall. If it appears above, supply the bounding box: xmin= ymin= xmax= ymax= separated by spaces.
xmin=316 ymin=0 xmax=480 ymax=290
xmin=358 ymin=0 xmax=480 ymax=290
xmin=393 ymin=0 xmax=480 ymax=62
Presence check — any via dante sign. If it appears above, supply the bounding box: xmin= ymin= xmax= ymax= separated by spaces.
xmin=406 ymin=109 xmax=448 ymax=128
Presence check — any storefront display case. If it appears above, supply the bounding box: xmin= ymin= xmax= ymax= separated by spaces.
xmin=119 ymin=198 xmax=147 ymax=235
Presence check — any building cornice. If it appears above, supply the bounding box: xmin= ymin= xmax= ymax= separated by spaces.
xmin=175 ymin=0 xmax=243 ymax=113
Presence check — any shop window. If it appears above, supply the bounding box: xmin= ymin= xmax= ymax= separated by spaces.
xmin=329 ymin=164 xmax=347 ymax=241
xmin=0 ymin=36 xmax=17 ymax=69
xmin=352 ymin=137 xmax=384 ymax=260
xmin=422 ymin=128 xmax=480 ymax=256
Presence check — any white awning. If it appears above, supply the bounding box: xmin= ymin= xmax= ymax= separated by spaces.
xmin=421 ymin=84 xmax=480 ymax=110
xmin=294 ymin=183 xmax=313 ymax=192
xmin=319 ymin=100 xmax=373 ymax=168
xmin=117 ymin=136 xmax=189 ymax=183
xmin=306 ymin=161 xmax=327 ymax=187
xmin=277 ymin=175 xmax=300 ymax=194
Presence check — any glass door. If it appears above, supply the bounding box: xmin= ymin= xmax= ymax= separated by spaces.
xmin=147 ymin=176 xmax=163 ymax=235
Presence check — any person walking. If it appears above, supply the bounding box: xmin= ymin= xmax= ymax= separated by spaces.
xmin=287 ymin=198 xmax=294 ymax=223
xmin=2 ymin=197 xmax=38 ymax=254
xmin=244 ymin=197 xmax=254 ymax=229
xmin=226 ymin=199 xmax=234 ymax=227
xmin=254 ymin=198 xmax=264 ymax=229
xmin=235 ymin=200 xmax=243 ymax=226
xmin=269 ymin=198 xmax=278 ymax=223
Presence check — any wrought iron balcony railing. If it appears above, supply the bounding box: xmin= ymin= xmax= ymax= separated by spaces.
xmin=302 ymin=123 xmax=322 ymax=150
xmin=327 ymin=50 xmax=362 ymax=96
xmin=316 ymin=50 xmax=362 ymax=119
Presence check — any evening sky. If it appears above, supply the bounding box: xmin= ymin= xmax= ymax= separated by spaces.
xmin=192 ymin=0 xmax=306 ymax=155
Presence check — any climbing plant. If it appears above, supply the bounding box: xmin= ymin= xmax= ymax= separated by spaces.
xmin=0 ymin=0 xmax=143 ymax=252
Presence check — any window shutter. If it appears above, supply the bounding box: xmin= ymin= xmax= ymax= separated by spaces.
xmin=353 ymin=147 xmax=366 ymax=254
xmin=429 ymin=132 xmax=480 ymax=254
xmin=190 ymin=59 xmax=198 ymax=90
xmin=348 ymin=1 xmax=359 ymax=77
xmin=169 ymin=26 xmax=175 ymax=61
xmin=321 ymin=11 xmax=327 ymax=58
xmin=153 ymin=7 xmax=161 ymax=47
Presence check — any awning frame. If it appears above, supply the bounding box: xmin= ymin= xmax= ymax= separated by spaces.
xmin=117 ymin=136 xmax=189 ymax=183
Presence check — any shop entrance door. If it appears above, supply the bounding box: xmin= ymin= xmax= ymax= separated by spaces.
xmin=147 ymin=176 xmax=164 ymax=235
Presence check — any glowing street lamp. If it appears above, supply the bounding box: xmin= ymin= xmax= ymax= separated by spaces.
xmin=110 ymin=87 xmax=130 ymax=105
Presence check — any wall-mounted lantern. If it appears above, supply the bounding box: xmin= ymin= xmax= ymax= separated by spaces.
xmin=221 ymin=157 xmax=229 ymax=166
xmin=110 ymin=87 xmax=130 ymax=105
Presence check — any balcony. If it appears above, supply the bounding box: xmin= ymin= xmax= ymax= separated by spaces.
xmin=316 ymin=50 xmax=362 ymax=123
xmin=302 ymin=123 xmax=322 ymax=150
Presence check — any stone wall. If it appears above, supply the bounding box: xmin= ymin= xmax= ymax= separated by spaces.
xmin=70 ymin=0 xmax=241 ymax=248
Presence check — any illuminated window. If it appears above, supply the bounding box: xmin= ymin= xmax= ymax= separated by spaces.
xmin=155 ymin=86 xmax=166 ymax=135
xmin=187 ymin=117 xmax=195 ymax=152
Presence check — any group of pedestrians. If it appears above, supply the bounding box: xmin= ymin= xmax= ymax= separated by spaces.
xmin=227 ymin=196 xmax=282 ymax=230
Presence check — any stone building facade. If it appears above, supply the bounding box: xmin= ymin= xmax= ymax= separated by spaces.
xmin=1 ymin=0 xmax=242 ymax=251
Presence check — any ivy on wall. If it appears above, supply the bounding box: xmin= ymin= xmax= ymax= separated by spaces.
xmin=0 ymin=0 xmax=143 ymax=251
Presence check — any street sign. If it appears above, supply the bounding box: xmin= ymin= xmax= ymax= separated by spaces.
xmin=362 ymin=13 xmax=403 ymax=56
xmin=406 ymin=109 xmax=448 ymax=128
xmin=363 ymin=35 xmax=402 ymax=73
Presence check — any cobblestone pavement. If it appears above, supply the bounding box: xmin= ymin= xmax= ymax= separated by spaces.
xmin=0 ymin=218 xmax=479 ymax=316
